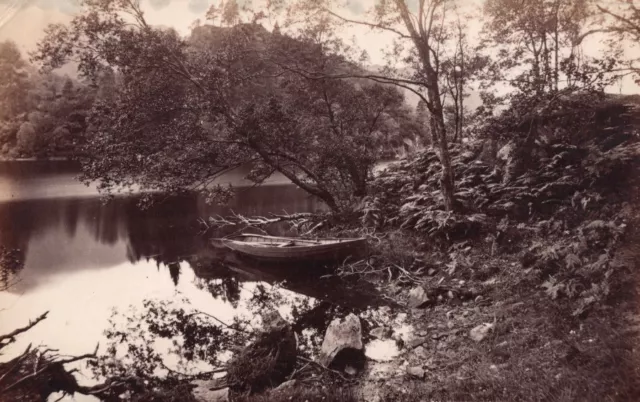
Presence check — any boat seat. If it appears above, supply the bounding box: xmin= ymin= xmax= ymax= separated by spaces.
xmin=277 ymin=241 xmax=296 ymax=247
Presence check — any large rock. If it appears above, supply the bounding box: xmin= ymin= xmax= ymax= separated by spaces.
xmin=318 ymin=313 xmax=364 ymax=369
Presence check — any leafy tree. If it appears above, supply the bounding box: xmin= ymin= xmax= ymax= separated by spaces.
xmin=482 ymin=0 xmax=617 ymax=96
xmin=439 ymin=6 xmax=488 ymax=143
xmin=585 ymin=0 xmax=640 ymax=81
xmin=0 ymin=41 xmax=31 ymax=120
xmin=0 ymin=41 xmax=32 ymax=154
xmin=16 ymin=122 xmax=36 ymax=153
xmin=283 ymin=0 xmax=462 ymax=211
xmin=33 ymin=0 xmax=410 ymax=211
xmin=9 ymin=72 xmax=96 ymax=157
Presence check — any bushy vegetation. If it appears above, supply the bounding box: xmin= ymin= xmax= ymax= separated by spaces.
xmin=350 ymin=94 xmax=640 ymax=401
xmin=366 ymin=93 xmax=640 ymax=243
xmin=0 ymin=41 xmax=98 ymax=159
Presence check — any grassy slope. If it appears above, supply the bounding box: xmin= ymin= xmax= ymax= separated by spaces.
xmin=352 ymin=95 xmax=640 ymax=402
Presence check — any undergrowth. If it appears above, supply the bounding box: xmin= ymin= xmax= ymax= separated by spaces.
xmin=233 ymin=385 xmax=356 ymax=402
xmin=350 ymin=95 xmax=640 ymax=402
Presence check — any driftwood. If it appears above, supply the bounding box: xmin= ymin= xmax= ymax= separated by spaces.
xmin=203 ymin=211 xmax=326 ymax=236
xmin=0 ymin=312 xmax=142 ymax=401
xmin=0 ymin=311 xmax=49 ymax=351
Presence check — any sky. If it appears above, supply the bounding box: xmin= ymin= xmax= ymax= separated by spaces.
xmin=0 ymin=0 xmax=397 ymax=64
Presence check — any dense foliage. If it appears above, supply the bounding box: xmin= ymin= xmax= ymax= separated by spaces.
xmin=367 ymin=93 xmax=640 ymax=238
xmin=33 ymin=2 xmax=418 ymax=211
xmin=0 ymin=40 xmax=96 ymax=158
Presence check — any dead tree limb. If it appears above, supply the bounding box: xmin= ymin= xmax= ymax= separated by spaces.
xmin=0 ymin=344 xmax=32 ymax=385
xmin=0 ymin=312 xmax=49 ymax=351
xmin=207 ymin=212 xmax=325 ymax=234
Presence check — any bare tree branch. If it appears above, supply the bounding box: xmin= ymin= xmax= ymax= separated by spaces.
xmin=0 ymin=312 xmax=49 ymax=351
xmin=321 ymin=7 xmax=411 ymax=39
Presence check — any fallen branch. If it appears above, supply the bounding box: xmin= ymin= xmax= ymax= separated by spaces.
xmin=1 ymin=343 xmax=100 ymax=395
xmin=76 ymin=375 xmax=141 ymax=397
xmin=0 ymin=344 xmax=32 ymax=385
xmin=185 ymin=311 xmax=249 ymax=333
xmin=160 ymin=360 xmax=228 ymax=378
xmin=55 ymin=343 xmax=99 ymax=365
xmin=0 ymin=312 xmax=49 ymax=351
xmin=296 ymin=356 xmax=353 ymax=382
xmin=208 ymin=211 xmax=322 ymax=235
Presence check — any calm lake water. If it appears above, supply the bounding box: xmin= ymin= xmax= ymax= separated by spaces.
xmin=0 ymin=161 xmax=396 ymax=401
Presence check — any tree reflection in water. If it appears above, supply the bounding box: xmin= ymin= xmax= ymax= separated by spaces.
xmin=0 ymin=186 xmax=393 ymax=385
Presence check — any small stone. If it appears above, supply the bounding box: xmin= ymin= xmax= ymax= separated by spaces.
xmin=470 ymin=323 xmax=494 ymax=342
xmin=192 ymin=383 xmax=229 ymax=402
xmin=344 ymin=365 xmax=358 ymax=376
xmin=407 ymin=336 xmax=428 ymax=349
xmin=273 ymin=380 xmax=297 ymax=393
xmin=407 ymin=286 xmax=430 ymax=309
xmin=427 ymin=268 xmax=437 ymax=276
xmin=370 ymin=327 xmax=392 ymax=339
xmin=414 ymin=346 xmax=427 ymax=358
xmin=406 ymin=366 xmax=425 ymax=379
xmin=447 ymin=290 xmax=455 ymax=299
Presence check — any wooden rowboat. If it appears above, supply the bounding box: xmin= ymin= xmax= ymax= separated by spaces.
xmin=214 ymin=233 xmax=367 ymax=262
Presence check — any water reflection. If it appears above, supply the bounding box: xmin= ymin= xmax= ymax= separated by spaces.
xmin=0 ymin=185 xmax=322 ymax=292
xmin=0 ymin=171 xmax=392 ymax=402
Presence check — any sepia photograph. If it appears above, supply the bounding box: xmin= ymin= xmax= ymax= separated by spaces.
xmin=1 ymin=0 xmax=640 ymax=400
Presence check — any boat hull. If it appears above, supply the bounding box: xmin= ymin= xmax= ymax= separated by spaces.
xmin=217 ymin=235 xmax=367 ymax=263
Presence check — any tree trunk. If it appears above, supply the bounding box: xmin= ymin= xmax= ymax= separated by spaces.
xmin=457 ymin=19 xmax=465 ymax=143
xmin=554 ymin=0 xmax=560 ymax=91
xmin=248 ymin=142 xmax=342 ymax=213
xmin=394 ymin=0 xmax=456 ymax=211
xmin=426 ymin=64 xmax=456 ymax=211
xmin=431 ymin=107 xmax=456 ymax=212
xmin=542 ymin=31 xmax=552 ymax=92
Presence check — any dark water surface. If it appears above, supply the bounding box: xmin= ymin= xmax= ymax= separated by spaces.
xmin=0 ymin=161 xmax=393 ymax=401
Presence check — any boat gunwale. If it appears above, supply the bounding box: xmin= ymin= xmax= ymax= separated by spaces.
xmin=212 ymin=234 xmax=368 ymax=262
xmin=216 ymin=233 xmax=365 ymax=244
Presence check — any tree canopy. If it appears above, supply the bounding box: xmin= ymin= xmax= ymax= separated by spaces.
xmin=33 ymin=1 xmax=417 ymax=211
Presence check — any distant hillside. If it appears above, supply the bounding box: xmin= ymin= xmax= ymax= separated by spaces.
xmin=0 ymin=5 xmax=76 ymax=76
